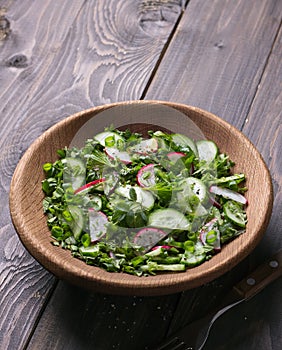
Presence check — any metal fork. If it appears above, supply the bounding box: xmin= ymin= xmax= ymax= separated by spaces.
xmin=154 ymin=297 xmax=243 ymax=350
xmin=155 ymin=249 xmax=282 ymax=350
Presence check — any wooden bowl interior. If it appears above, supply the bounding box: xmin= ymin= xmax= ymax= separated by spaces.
xmin=9 ymin=101 xmax=273 ymax=296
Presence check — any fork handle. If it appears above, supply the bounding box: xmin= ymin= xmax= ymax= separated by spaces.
xmin=233 ymin=250 xmax=282 ymax=300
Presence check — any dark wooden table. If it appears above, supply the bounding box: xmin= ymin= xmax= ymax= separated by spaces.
xmin=1 ymin=1 xmax=281 ymax=349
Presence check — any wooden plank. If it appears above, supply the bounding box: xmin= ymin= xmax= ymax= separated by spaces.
xmin=204 ymin=23 xmax=282 ymax=350
xmin=145 ymin=0 xmax=282 ymax=128
xmin=0 ymin=1 xmax=85 ymax=350
xmin=0 ymin=1 xmax=185 ymax=349
xmin=144 ymin=0 xmax=282 ymax=342
xmin=242 ymin=23 xmax=282 ymax=260
xmin=26 ymin=281 xmax=179 ymax=350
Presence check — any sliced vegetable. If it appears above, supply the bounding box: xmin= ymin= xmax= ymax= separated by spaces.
xmin=200 ymin=218 xmax=221 ymax=251
xmin=133 ymin=227 xmax=167 ymax=250
xmin=223 ymin=200 xmax=247 ymax=228
xmin=63 ymin=157 xmax=86 ymax=191
xmin=148 ymin=208 xmax=190 ymax=230
xmin=180 ymin=177 xmax=208 ymax=203
xmin=68 ymin=205 xmax=85 ymax=239
xmin=105 ymin=147 xmax=132 ymax=164
xmin=130 ymin=138 xmax=158 ymax=154
xmin=141 ymin=263 xmax=186 ymax=272
xmin=210 ymin=185 xmax=247 ymax=205
xmin=167 ymin=152 xmax=186 ymax=162
xmin=74 ymin=178 xmax=105 ymax=194
xmin=94 ymin=131 xmax=124 ymax=147
xmin=196 ymin=140 xmax=218 ymax=163
xmin=171 ymin=133 xmax=198 ymax=156
xmin=115 ymin=185 xmax=155 ymax=210
xmin=88 ymin=209 xmax=108 ymax=241
xmin=137 ymin=164 xmax=156 ymax=187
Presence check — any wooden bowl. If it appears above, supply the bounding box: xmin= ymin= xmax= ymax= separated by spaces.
xmin=9 ymin=101 xmax=273 ymax=296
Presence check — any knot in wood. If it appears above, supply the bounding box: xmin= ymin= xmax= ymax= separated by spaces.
xmin=138 ymin=0 xmax=182 ymax=36
xmin=6 ymin=54 xmax=28 ymax=68
xmin=214 ymin=40 xmax=225 ymax=49
xmin=0 ymin=15 xmax=10 ymax=40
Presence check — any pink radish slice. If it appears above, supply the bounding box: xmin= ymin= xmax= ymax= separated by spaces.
xmin=88 ymin=209 xmax=108 ymax=242
xmin=167 ymin=152 xmax=186 ymax=162
xmin=209 ymin=196 xmax=222 ymax=209
xmin=105 ymin=147 xmax=132 ymax=164
xmin=209 ymin=185 xmax=247 ymax=205
xmin=137 ymin=164 xmax=156 ymax=187
xmin=74 ymin=178 xmax=105 ymax=194
xmin=133 ymin=227 xmax=167 ymax=250
xmin=151 ymin=245 xmax=172 ymax=251
xmin=131 ymin=138 xmax=158 ymax=155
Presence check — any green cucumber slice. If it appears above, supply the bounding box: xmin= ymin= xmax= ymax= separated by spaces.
xmin=171 ymin=133 xmax=198 ymax=156
xmin=223 ymin=200 xmax=247 ymax=228
xmin=68 ymin=205 xmax=85 ymax=239
xmin=90 ymin=195 xmax=102 ymax=211
xmin=63 ymin=157 xmax=86 ymax=191
xmin=196 ymin=140 xmax=218 ymax=163
xmin=115 ymin=185 xmax=155 ymax=210
xmin=148 ymin=208 xmax=190 ymax=230
xmin=181 ymin=253 xmax=206 ymax=267
xmin=183 ymin=177 xmax=207 ymax=203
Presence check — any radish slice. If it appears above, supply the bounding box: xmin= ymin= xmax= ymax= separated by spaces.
xmin=130 ymin=138 xmax=158 ymax=155
xmin=88 ymin=209 xmax=108 ymax=242
xmin=74 ymin=178 xmax=105 ymax=194
xmin=133 ymin=227 xmax=167 ymax=250
xmin=137 ymin=164 xmax=156 ymax=187
xmin=105 ymin=147 xmax=132 ymax=164
xmin=167 ymin=152 xmax=186 ymax=162
xmin=209 ymin=185 xmax=247 ymax=205
xmin=209 ymin=196 xmax=222 ymax=209
xmin=151 ymin=245 xmax=172 ymax=251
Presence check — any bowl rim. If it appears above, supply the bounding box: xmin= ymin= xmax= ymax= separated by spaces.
xmin=9 ymin=100 xmax=274 ymax=296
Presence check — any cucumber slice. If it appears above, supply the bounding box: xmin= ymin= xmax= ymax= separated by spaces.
xmin=130 ymin=138 xmax=158 ymax=154
xmin=63 ymin=157 xmax=86 ymax=191
xmin=181 ymin=177 xmax=207 ymax=203
xmin=171 ymin=133 xmax=198 ymax=156
xmin=94 ymin=131 xmax=123 ymax=147
xmin=181 ymin=253 xmax=206 ymax=267
xmin=115 ymin=185 xmax=155 ymax=210
xmin=68 ymin=205 xmax=85 ymax=239
xmin=89 ymin=210 xmax=108 ymax=241
xmin=105 ymin=147 xmax=132 ymax=164
xmin=90 ymin=195 xmax=102 ymax=211
xmin=148 ymin=208 xmax=190 ymax=230
xmin=223 ymin=200 xmax=247 ymax=228
xmin=196 ymin=140 xmax=218 ymax=163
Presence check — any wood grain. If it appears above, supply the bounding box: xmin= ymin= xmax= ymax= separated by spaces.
xmin=1 ymin=0 xmax=281 ymax=349
xmin=0 ymin=1 xmax=185 ymax=349
xmin=26 ymin=281 xmax=179 ymax=350
xmin=145 ymin=0 xmax=282 ymax=128
xmin=144 ymin=0 xmax=282 ymax=345
xmin=0 ymin=1 xmax=86 ymax=349
xmin=242 ymin=23 xmax=282 ymax=259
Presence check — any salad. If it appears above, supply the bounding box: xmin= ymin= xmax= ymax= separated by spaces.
xmin=42 ymin=126 xmax=247 ymax=276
